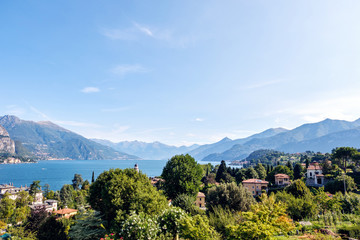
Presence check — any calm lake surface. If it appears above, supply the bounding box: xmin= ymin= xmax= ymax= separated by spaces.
xmin=0 ymin=160 xmax=222 ymax=190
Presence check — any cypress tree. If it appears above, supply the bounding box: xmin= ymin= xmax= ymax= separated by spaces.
xmin=215 ymin=160 xmax=227 ymax=183
xmin=91 ymin=171 xmax=95 ymax=183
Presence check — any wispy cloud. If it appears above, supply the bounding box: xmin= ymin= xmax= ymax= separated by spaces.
xmin=133 ymin=22 xmax=153 ymax=37
xmin=111 ymin=64 xmax=147 ymax=77
xmin=29 ymin=105 xmax=51 ymax=120
xmin=101 ymin=22 xmax=195 ymax=48
xmin=194 ymin=118 xmax=204 ymax=122
xmin=101 ymin=28 xmax=136 ymax=40
xmin=81 ymin=87 xmax=100 ymax=93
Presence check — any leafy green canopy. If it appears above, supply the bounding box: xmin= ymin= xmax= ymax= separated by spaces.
xmin=206 ymin=182 xmax=255 ymax=213
xmin=161 ymin=154 xmax=203 ymax=199
xmin=89 ymin=168 xmax=168 ymax=230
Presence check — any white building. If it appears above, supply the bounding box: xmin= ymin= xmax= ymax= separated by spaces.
xmin=306 ymin=163 xmax=324 ymax=186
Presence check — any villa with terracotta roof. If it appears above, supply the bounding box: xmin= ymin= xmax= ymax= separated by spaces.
xmin=275 ymin=174 xmax=290 ymax=186
xmin=242 ymin=179 xmax=268 ymax=196
xmin=194 ymin=192 xmax=206 ymax=209
xmin=54 ymin=208 xmax=78 ymax=219
xmin=306 ymin=163 xmax=325 ymax=187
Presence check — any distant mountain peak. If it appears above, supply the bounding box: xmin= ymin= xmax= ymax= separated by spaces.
xmin=219 ymin=137 xmax=232 ymax=142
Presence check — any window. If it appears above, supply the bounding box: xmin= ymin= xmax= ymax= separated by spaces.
xmin=199 ymin=198 xmax=201 ymax=201
xmin=252 ymin=186 xmax=254 ymax=188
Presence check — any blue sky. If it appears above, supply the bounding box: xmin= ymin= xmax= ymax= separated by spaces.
xmin=1 ymin=1 xmax=360 ymax=146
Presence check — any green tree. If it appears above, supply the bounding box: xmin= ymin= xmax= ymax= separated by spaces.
xmin=285 ymin=179 xmax=310 ymax=198
xmin=208 ymin=206 xmax=241 ymax=237
xmin=161 ymin=154 xmax=203 ymax=199
xmin=180 ymin=215 xmax=220 ymax=240
xmin=266 ymin=165 xmax=293 ymax=184
xmin=226 ymin=194 xmax=295 ymax=240
xmin=7 ymin=226 xmax=37 ymax=240
xmin=25 ymin=205 xmax=48 ymax=232
xmin=245 ymin=167 xmax=259 ymax=179
xmin=120 ymin=212 xmax=159 ymax=240
xmin=16 ymin=191 xmax=32 ymax=208
xmin=12 ymin=191 xmax=32 ymax=224
xmin=293 ymin=163 xmax=304 ymax=180
xmin=325 ymin=175 xmax=357 ymax=194
xmin=254 ymin=163 xmax=267 ymax=180
xmin=0 ymin=193 xmax=15 ymax=223
xmin=60 ymin=184 xmax=74 ymax=208
xmin=158 ymin=207 xmax=186 ymax=239
xmin=286 ymin=160 xmax=293 ymax=171
xmin=89 ymin=168 xmax=168 ymax=230
xmin=72 ymin=174 xmax=84 ymax=190
xmin=206 ymin=182 xmax=255 ymax=213
xmin=215 ymin=160 xmax=228 ymax=183
xmin=37 ymin=216 xmax=67 ymax=240
xmin=91 ymin=171 xmax=95 ymax=183
xmin=305 ymin=158 xmax=310 ymax=169
xmin=332 ymin=147 xmax=359 ymax=193
xmin=29 ymin=180 xmax=41 ymax=197
xmin=43 ymin=184 xmax=50 ymax=198
xmin=68 ymin=210 xmax=106 ymax=240
xmin=172 ymin=194 xmax=198 ymax=215
xmin=81 ymin=180 xmax=90 ymax=190
xmin=275 ymin=191 xmax=318 ymax=221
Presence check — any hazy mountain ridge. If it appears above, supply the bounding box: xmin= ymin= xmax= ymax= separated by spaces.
xmin=201 ymin=118 xmax=360 ymax=161
xmin=0 ymin=115 xmax=140 ymax=160
xmin=92 ymin=139 xmax=199 ymax=160
xmin=188 ymin=127 xmax=288 ymax=160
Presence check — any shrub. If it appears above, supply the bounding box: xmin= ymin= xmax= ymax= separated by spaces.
xmin=120 ymin=212 xmax=158 ymax=240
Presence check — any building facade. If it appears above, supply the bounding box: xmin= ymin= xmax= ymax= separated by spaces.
xmin=275 ymin=174 xmax=290 ymax=186
xmin=242 ymin=179 xmax=268 ymax=196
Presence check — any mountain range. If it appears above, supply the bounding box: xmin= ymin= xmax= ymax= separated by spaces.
xmin=201 ymin=118 xmax=360 ymax=162
xmin=92 ymin=139 xmax=199 ymax=160
xmin=0 ymin=115 xmax=139 ymax=160
xmin=2 ymin=115 xmax=360 ymax=162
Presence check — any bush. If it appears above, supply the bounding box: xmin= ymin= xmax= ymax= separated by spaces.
xmin=207 ymin=205 xmax=241 ymax=237
xmin=337 ymin=223 xmax=360 ymax=238
xmin=206 ymin=182 xmax=255 ymax=213
xmin=180 ymin=215 xmax=220 ymax=240
xmin=325 ymin=175 xmax=357 ymax=194
xmin=157 ymin=207 xmax=186 ymax=239
xmin=120 ymin=212 xmax=158 ymax=240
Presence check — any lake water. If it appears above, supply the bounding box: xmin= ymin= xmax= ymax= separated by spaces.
xmin=0 ymin=160 xmax=222 ymax=191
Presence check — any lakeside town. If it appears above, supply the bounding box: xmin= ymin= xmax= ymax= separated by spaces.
xmin=1 ymin=148 xmax=360 ymax=239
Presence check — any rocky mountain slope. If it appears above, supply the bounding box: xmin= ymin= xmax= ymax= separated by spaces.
xmin=0 ymin=115 xmax=140 ymax=160
xmin=0 ymin=124 xmax=15 ymax=154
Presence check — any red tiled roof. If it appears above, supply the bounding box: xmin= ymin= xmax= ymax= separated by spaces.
xmin=275 ymin=174 xmax=289 ymax=178
xmin=307 ymin=163 xmax=321 ymax=170
xmin=54 ymin=208 xmax=78 ymax=215
xmin=197 ymin=192 xmax=205 ymax=198
xmin=242 ymin=179 xmax=268 ymax=184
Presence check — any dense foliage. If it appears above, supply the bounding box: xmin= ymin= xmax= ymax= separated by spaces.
xmin=161 ymin=154 xmax=203 ymax=199
xmin=89 ymin=168 xmax=168 ymax=230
